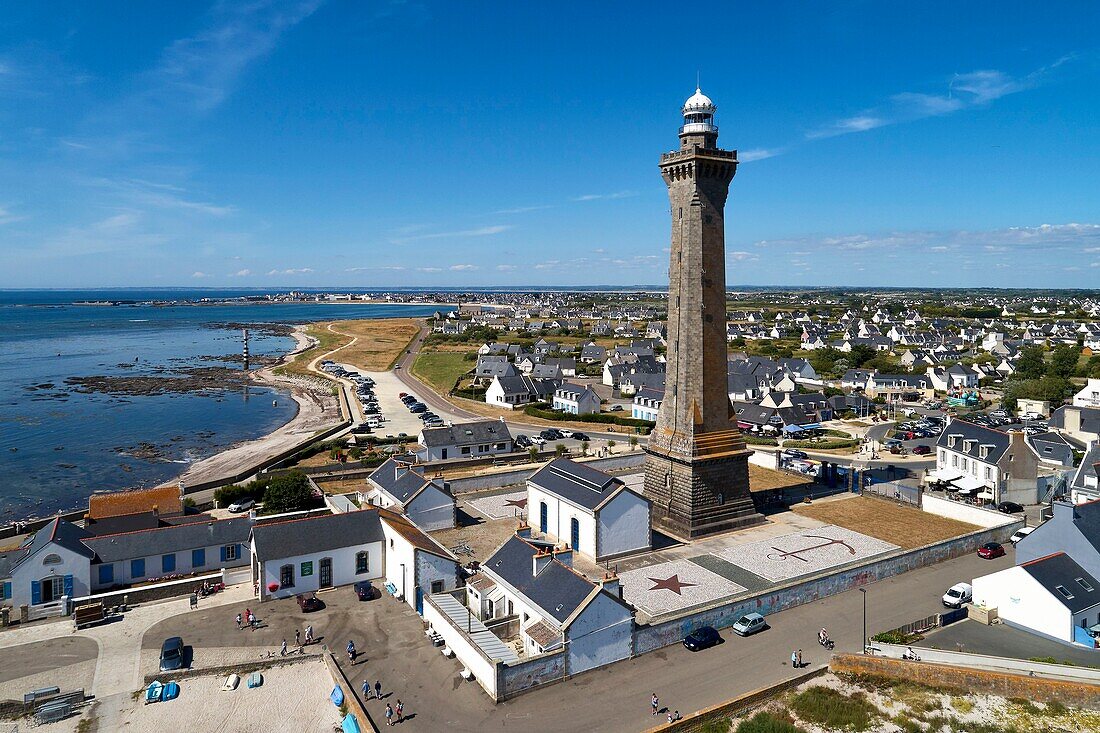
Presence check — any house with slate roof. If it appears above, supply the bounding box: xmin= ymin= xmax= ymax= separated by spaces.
xmin=485 ymin=375 xmax=561 ymax=410
xmin=632 ymin=386 xmax=663 ymax=422
xmin=416 ymin=420 xmax=513 ymax=463
xmin=468 ymin=530 xmax=633 ymax=671
xmin=527 ymin=458 xmax=650 ymax=561
xmin=972 ymin=552 xmax=1100 ymax=645
xmin=934 ymin=418 xmax=1039 ymax=505
xmin=365 ymin=457 xmax=456 ymax=531
xmin=1016 ymin=500 xmax=1100 ymax=578
xmin=552 ymin=382 xmax=601 ymax=415
xmin=0 ymin=518 xmax=94 ymax=611
xmin=1066 ymin=443 xmax=1100 ymax=505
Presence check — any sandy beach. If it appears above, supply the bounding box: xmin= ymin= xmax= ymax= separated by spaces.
xmin=164 ymin=326 xmax=342 ymax=495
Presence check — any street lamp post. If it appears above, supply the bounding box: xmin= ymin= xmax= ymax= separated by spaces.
xmin=859 ymin=588 xmax=867 ymax=654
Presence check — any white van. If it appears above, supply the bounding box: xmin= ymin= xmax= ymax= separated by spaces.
xmin=1010 ymin=526 xmax=1035 ymax=545
xmin=942 ymin=582 xmax=972 ymax=608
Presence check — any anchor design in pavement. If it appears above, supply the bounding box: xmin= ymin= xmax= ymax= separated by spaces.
xmin=766 ymin=535 xmax=856 ymax=563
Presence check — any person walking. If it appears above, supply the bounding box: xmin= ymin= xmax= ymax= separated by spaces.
xmin=305 ymin=624 xmax=314 ymax=645
xmin=280 ymin=639 xmax=288 ymax=657
xmin=797 ymin=649 xmax=803 ymax=668
xmin=374 ymin=680 xmax=382 ymax=700
xmin=385 ymin=704 xmax=394 ymax=727
xmin=363 ymin=679 xmax=372 ymax=699
xmin=791 ymin=650 xmax=798 ymax=668
xmin=235 ymin=613 xmax=242 ymax=630
xmin=396 ymin=700 xmax=404 ymax=722
xmin=295 ymin=628 xmax=301 ymax=648
xmin=651 ymin=693 xmax=659 ymax=716
xmin=347 ymin=640 xmax=357 ymax=664
xmin=667 ymin=711 xmax=674 ymax=724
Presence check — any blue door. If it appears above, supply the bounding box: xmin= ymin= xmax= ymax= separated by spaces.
xmin=540 ymin=502 xmax=548 ymax=534
xmin=570 ymin=517 xmax=580 ymax=551
xmin=415 ymin=587 xmax=423 ymax=614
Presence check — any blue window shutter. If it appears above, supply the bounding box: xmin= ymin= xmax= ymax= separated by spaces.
xmin=98 ymin=565 xmax=113 ymax=585
xmin=192 ymin=548 xmax=205 ymax=568
xmin=236 ymin=544 xmax=242 ymax=559
xmin=31 ymin=580 xmax=41 ymax=605
xmin=162 ymin=554 xmax=176 ymax=573
xmin=220 ymin=545 xmax=227 ymax=562
xmin=2 ymin=581 xmax=10 ymax=600
xmin=64 ymin=575 xmax=73 ymax=598
xmin=131 ymin=558 xmax=145 ymax=578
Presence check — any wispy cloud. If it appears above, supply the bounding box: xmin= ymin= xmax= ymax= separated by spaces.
xmin=806 ymin=58 xmax=1072 ymax=141
xmin=754 ymin=222 xmax=1100 ymax=253
xmin=449 ymin=264 xmax=478 ymax=271
xmin=492 ymin=204 xmax=554 ymax=215
xmin=496 ymin=264 xmax=517 ymax=271
xmin=138 ymin=1 xmax=324 ymax=114
xmin=267 ymin=267 xmax=314 ymax=275
xmin=91 ymin=178 xmax=235 ymax=216
xmin=416 ymin=266 xmax=443 ymax=272
xmin=231 ymin=268 xmax=251 ymax=277
xmin=345 ymin=265 xmax=407 ymax=272
xmin=191 ymin=271 xmax=209 ymax=278
xmin=571 ymin=191 xmax=638 ymax=202
xmin=728 ymin=251 xmax=758 ymax=262
xmin=390 ymin=224 xmax=510 ymax=244
xmin=0 ymin=205 xmax=26 ymax=225
xmin=738 ymin=148 xmax=782 ymax=163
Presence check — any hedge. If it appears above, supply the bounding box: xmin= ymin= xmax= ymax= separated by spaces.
xmin=743 ymin=435 xmax=779 ymax=446
xmin=782 ymin=438 xmax=859 ymax=450
xmin=523 ymin=402 xmax=654 ymax=433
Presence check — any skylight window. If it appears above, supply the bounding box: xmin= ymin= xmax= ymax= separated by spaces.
xmin=1077 ymin=577 xmax=1095 ymax=592
xmin=1055 ymin=585 xmax=1074 ymax=600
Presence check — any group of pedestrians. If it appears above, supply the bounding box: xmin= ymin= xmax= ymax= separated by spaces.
xmin=235 ymin=608 xmax=258 ymax=630
xmin=649 ymin=693 xmax=679 ymax=724
xmin=362 ymin=676 xmax=406 ymax=726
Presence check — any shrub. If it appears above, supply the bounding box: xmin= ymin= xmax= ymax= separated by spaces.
xmin=790 ymin=686 xmax=877 ymax=732
xmin=261 ymin=471 xmax=319 ymax=514
xmin=522 ymin=402 xmax=654 ymax=433
xmin=871 ymin=629 xmax=923 ymax=645
xmin=783 ymin=438 xmax=859 ymax=450
xmin=214 ymin=478 xmax=269 ymax=507
xmin=1045 ymin=699 xmax=1067 ymax=715
xmin=735 ymin=711 xmax=805 ymax=733
xmin=744 ymin=435 xmax=779 ymax=446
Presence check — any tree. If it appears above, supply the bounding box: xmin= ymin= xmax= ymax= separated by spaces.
xmin=528 ymin=446 xmax=540 ymax=462
xmin=555 ymin=443 xmax=567 ymax=457
xmin=1049 ymin=345 xmax=1080 ymax=379
xmin=1015 ymin=346 xmax=1046 ymax=380
xmin=629 ymin=436 xmax=639 ymax=451
xmin=580 ymin=440 xmax=590 ymax=456
xmin=262 ymin=471 xmax=315 ymax=514
xmin=607 ymin=439 xmax=617 ymax=452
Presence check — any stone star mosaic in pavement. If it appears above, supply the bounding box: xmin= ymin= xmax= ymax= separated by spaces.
xmin=716 ymin=525 xmax=898 ymax=583
xmin=466 ymin=491 xmax=529 ymax=520
xmin=618 ymin=560 xmax=746 ymax=617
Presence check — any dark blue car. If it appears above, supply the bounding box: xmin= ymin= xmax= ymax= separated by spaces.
xmin=683 ymin=626 xmax=721 ymax=652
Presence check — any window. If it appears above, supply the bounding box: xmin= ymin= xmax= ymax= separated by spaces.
xmin=131 ymin=558 xmax=145 ymax=578
xmin=461 ymin=447 xmax=471 ymax=455
xmin=279 ymin=564 xmax=295 ymax=589
xmin=1055 ymin=585 xmax=1074 ymax=600
xmin=162 ymin=553 xmax=176 ymax=573
xmin=355 ymin=551 xmax=370 ymax=574
xmin=192 ymin=548 xmax=206 ymax=568
xmin=523 ymin=613 xmax=529 ymax=623
xmin=1077 ymin=577 xmax=1095 ymax=592
xmin=487 ymin=599 xmax=495 ymax=617
xmin=431 ymin=580 xmax=445 ymax=594
xmin=98 ymin=564 xmax=114 ymax=585
xmin=223 ymin=544 xmax=238 ymax=562
xmin=952 ymin=455 xmax=958 ymax=468
xmin=42 ymin=553 xmax=63 ymax=566
xmin=41 ymin=576 xmax=64 ymax=603
xmin=508 ymin=600 xmax=514 ymax=616
xmin=389 ymin=538 xmax=394 ymax=549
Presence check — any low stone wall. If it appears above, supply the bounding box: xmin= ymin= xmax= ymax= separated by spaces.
xmin=634 ymin=523 xmax=1019 ymax=655
xmin=830 ymin=653 xmax=1100 ymax=710
xmin=497 ymin=649 xmax=566 ymax=700
xmin=640 ymin=667 xmax=827 ymax=732
xmin=921 ymin=493 xmax=1019 ymax=528
xmin=72 ymin=570 xmax=226 ymax=609
xmin=323 ymin=650 xmax=380 ymax=733
xmin=445 ymin=453 xmax=645 ymax=495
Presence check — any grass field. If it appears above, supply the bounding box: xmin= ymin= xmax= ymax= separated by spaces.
xmin=273 ymin=322 xmax=352 ymax=379
xmin=792 ymin=495 xmax=980 ymax=550
xmin=327 ymin=318 xmax=422 ymax=371
xmin=410 ymin=350 xmax=473 ymax=392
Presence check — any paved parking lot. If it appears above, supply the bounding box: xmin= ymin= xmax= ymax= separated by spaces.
xmin=922 ymin=618 xmax=1100 ymax=667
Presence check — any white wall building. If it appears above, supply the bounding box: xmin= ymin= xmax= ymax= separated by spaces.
xmin=1073 ymin=378 xmax=1100 ymax=408
xmin=552 ymin=383 xmax=601 ymax=415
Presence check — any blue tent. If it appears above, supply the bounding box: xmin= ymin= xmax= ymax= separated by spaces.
xmin=330 ymin=686 xmax=344 ymax=707
xmin=341 ymin=713 xmax=361 ymax=733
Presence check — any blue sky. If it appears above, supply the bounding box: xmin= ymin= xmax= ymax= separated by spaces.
xmin=1 ymin=1 xmax=1099 ymax=289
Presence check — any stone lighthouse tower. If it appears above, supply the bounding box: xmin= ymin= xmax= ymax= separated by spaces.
xmin=642 ymin=88 xmax=760 ymax=538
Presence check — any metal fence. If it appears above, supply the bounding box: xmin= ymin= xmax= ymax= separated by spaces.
xmin=862 ymin=480 xmax=922 ymax=508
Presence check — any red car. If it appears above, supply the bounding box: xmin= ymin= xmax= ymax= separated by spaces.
xmin=912 ymin=445 xmax=932 ymax=455
xmin=977 ymin=542 xmax=1006 ymax=559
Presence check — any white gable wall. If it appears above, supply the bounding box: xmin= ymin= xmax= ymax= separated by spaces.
xmin=255 ymin=540 xmax=382 ymax=601
xmin=527 ymin=484 xmax=597 ymax=559
xmin=565 ymin=590 xmax=633 ymax=675
xmin=595 ymin=490 xmax=651 ymax=560
xmin=9 ymin=542 xmax=91 ymax=609
xmin=972 ymin=566 xmax=1072 ymax=642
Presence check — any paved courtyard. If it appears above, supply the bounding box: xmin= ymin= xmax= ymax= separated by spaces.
xmin=715 ymin=525 xmax=899 ymax=583
xmin=619 ymin=559 xmax=747 ymax=616
xmin=466 ymin=490 xmax=528 ymax=520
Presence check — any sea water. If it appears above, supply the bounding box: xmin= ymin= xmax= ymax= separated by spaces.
xmin=0 ymin=290 xmax=440 ymax=519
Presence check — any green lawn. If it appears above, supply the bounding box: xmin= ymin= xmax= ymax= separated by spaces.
xmin=411 ymin=350 xmax=473 ymax=393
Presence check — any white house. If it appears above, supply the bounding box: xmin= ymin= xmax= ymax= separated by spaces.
xmin=552 ymin=382 xmax=601 ymax=415
xmin=1074 ymin=378 xmax=1100 ymax=409
xmin=416 ymin=420 xmax=513 ymax=462
xmin=632 ymin=386 xmax=663 ymax=421
xmin=485 ymin=375 xmax=560 ymax=410
xmin=527 ymin=458 xmax=651 ymax=561
xmin=251 ymin=510 xmax=386 ymax=601
xmin=469 ymin=531 xmax=634 ymax=674
xmin=933 ymin=418 xmax=1039 ymax=505
xmin=972 ymin=552 xmax=1100 ymax=645
xmin=365 ymin=458 xmax=456 ymax=531
xmin=378 ymin=509 xmax=461 ymax=614
xmin=0 ymin=518 xmax=94 ymax=611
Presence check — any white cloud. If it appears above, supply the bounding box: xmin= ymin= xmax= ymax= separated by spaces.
xmin=728 ymin=251 xmax=758 ymax=261
xmin=571 ymin=191 xmax=637 ymax=202
xmin=807 ymin=115 xmax=885 ymax=139
xmin=191 ymin=271 xmax=209 ymax=278
xmin=738 ymin=148 xmax=780 ymax=163
xmin=232 ymin=268 xmax=251 ymax=277
xmin=449 ymin=264 xmax=478 ymax=271
xmin=267 ymin=267 xmax=314 ymax=275
xmin=495 ymin=264 xmax=517 ymax=271
xmin=391 ymin=224 xmax=510 ymax=244
xmin=416 ymin=267 xmax=442 ymax=272
xmin=492 ymin=205 xmax=554 ymax=215
xmin=0 ymin=205 xmax=26 ymax=225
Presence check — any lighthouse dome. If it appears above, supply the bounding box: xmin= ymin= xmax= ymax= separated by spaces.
xmin=682 ymin=88 xmax=716 ymax=114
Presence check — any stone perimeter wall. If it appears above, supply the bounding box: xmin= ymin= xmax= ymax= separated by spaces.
xmin=831 ymin=653 xmax=1100 ymax=710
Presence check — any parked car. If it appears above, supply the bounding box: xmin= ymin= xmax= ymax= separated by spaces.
xmin=515 ymin=435 xmax=532 ymax=448
xmin=942 ymin=582 xmax=973 ymax=608
xmin=571 ymin=432 xmax=590 ymax=442
xmin=609 ymin=405 xmax=624 ymax=412
xmin=782 ymin=449 xmax=808 ymax=460
xmin=977 ymin=542 xmax=1006 ymax=559
xmin=354 ymin=580 xmax=375 ymax=601
xmin=1010 ymin=526 xmax=1035 ymax=545
xmin=297 ymin=592 xmax=324 ymax=613
xmin=911 ymin=445 xmax=932 ymax=455
xmin=159 ymin=636 xmax=185 ymax=671
xmin=559 ymin=430 xmax=575 ymax=438
xmin=227 ymin=498 xmax=255 ymax=514
xmin=731 ymin=612 xmax=767 ymax=636
xmin=997 ymin=501 xmax=1024 ymax=514
xmin=683 ymin=626 xmax=722 ymax=651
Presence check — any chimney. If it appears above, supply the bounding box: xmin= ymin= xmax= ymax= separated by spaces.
xmin=533 ymin=548 xmax=553 ymax=577
xmin=600 ymin=571 xmax=621 ymax=598
xmin=516 ymin=521 xmax=531 ymax=539
xmin=1065 ymin=407 xmax=1083 ymax=436
xmin=553 ymin=544 xmax=573 ymax=568
xmin=394 ymin=460 xmax=411 ymax=482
